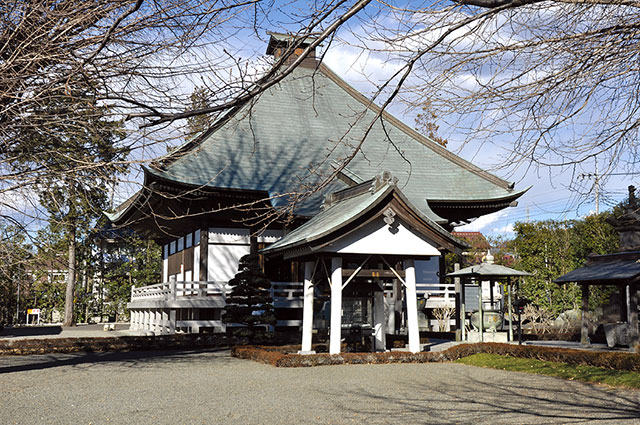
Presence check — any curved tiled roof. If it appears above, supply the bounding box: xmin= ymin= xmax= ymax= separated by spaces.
xmin=149 ymin=63 xmax=525 ymax=221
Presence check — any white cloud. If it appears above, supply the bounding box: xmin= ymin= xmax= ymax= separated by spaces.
xmin=455 ymin=210 xmax=510 ymax=234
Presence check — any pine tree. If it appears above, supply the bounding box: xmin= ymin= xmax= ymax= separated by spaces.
xmin=223 ymin=254 xmax=275 ymax=342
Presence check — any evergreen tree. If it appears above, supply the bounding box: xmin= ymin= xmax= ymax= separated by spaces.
xmin=185 ymin=86 xmax=213 ymax=141
xmin=512 ymin=213 xmax=618 ymax=315
xmin=223 ymin=254 xmax=275 ymax=342
xmin=100 ymin=231 xmax=162 ymax=321
xmin=18 ymin=86 xmax=129 ymax=326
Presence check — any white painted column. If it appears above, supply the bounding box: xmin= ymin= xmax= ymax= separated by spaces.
xmin=300 ymin=261 xmax=315 ymax=353
xmin=143 ymin=310 xmax=150 ymax=331
xmin=162 ymin=245 xmax=169 ymax=283
xmin=330 ymin=257 xmax=343 ymax=355
xmin=374 ymin=291 xmax=386 ymax=351
xmin=404 ymin=259 xmax=421 ymax=353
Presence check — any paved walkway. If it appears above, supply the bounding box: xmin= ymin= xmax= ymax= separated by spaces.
xmin=1 ymin=349 xmax=638 ymax=424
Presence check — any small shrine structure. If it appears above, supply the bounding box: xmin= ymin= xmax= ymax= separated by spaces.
xmin=555 ymin=185 xmax=640 ymax=351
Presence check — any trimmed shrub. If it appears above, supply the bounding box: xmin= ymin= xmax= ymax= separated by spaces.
xmin=231 ymin=342 xmax=640 ymax=370
xmin=0 ymin=334 xmax=228 ymax=356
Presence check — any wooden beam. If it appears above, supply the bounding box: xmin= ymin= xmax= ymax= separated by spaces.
xmin=199 ymin=229 xmax=208 ymax=281
xmin=342 ymin=268 xmax=405 ymax=279
xmin=630 ymin=280 xmax=639 ymax=353
xmin=581 ymin=283 xmax=590 ymax=346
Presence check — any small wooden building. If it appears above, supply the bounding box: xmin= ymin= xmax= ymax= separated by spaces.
xmin=108 ymin=33 xmax=527 ymax=353
xmin=555 ymin=186 xmax=640 ymax=351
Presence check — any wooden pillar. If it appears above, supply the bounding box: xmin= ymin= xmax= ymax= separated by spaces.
xmin=507 ymin=277 xmax=513 ymax=342
xmin=477 ymin=278 xmax=483 ymax=342
xmin=629 ymin=281 xmax=639 ymax=352
xmin=300 ymin=261 xmax=315 ymax=353
xmin=581 ymin=283 xmax=590 ymax=346
xmin=199 ymin=229 xmax=208 ymax=281
xmin=404 ymin=259 xmax=420 ymax=353
xmin=374 ymin=291 xmax=386 ymax=351
xmin=329 ymin=257 xmax=342 ymax=355
xmin=454 ymin=263 xmax=462 ymax=341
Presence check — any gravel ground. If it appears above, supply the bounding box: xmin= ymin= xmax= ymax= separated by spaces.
xmin=1 ymin=349 xmax=639 ymax=425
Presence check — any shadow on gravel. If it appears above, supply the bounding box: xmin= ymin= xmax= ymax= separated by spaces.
xmin=320 ymin=367 xmax=640 ymax=423
xmin=0 ymin=326 xmax=62 ymax=338
xmin=0 ymin=348 xmax=232 ymax=375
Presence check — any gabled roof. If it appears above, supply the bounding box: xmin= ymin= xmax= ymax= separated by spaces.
xmin=262 ymin=175 xmax=468 ymax=257
xmin=148 ymin=60 xmax=526 ymax=221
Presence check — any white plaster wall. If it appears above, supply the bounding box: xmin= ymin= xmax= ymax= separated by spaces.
xmin=209 ymin=227 xmax=250 ymax=244
xmin=193 ymin=242 xmax=200 ymax=280
xmin=208 ymin=244 xmax=250 ymax=282
xmin=322 ymin=217 xmax=441 ymax=256
xmin=162 ymin=244 xmax=169 ymax=283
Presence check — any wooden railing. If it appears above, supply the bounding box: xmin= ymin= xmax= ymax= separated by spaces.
xmin=417 ymin=283 xmax=456 ymax=308
xmin=270 ymin=281 xmax=303 ymax=300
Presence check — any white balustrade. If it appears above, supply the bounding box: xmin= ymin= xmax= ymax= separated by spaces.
xmin=130 ymin=281 xmax=230 ymax=302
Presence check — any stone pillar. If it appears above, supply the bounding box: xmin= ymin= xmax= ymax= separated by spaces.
xmin=329 ymin=257 xmax=343 ymax=355
xmin=155 ymin=310 xmax=162 ymax=334
xmin=404 ymin=259 xmax=420 ymax=353
xmin=169 ymin=310 xmax=176 ymax=335
xmin=300 ymin=261 xmax=315 ymax=353
xmin=629 ymin=281 xmax=639 ymax=352
xmin=620 ymin=284 xmax=629 ymax=323
xmin=129 ymin=310 xmax=136 ymax=330
xmin=143 ymin=310 xmax=150 ymax=331
xmin=581 ymin=283 xmax=590 ymax=345
xmin=162 ymin=310 xmax=169 ymax=335
xmin=374 ymin=290 xmax=386 ymax=351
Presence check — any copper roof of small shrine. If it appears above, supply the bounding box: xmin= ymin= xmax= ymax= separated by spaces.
xmin=554 ymin=251 xmax=640 ymax=284
xmin=262 ymin=174 xmax=467 ymax=256
xmin=447 ymin=262 xmax=531 ymax=279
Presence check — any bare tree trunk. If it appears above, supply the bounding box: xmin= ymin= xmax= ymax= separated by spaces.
xmin=63 ymin=227 xmax=76 ymax=327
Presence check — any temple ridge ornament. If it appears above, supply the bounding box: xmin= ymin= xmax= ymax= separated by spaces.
xmin=383 ymin=208 xmax=396 ymax=226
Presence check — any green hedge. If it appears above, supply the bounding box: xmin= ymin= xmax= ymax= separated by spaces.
xmin=232 ymin=343 xmax=640 ymax=371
